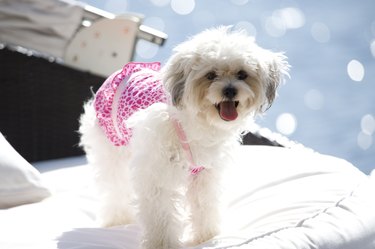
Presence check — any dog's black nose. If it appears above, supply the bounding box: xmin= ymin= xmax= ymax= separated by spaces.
xmin=223 ymin=86 xmax=237 ymax=99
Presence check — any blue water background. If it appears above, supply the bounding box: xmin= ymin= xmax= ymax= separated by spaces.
xmin=81 ymin=0 xmax=375 ymax=174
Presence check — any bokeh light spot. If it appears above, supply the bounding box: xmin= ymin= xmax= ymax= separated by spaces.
xmin=347 ymin=59 xmax=365 ymax=82
xmin=136 ymin=40 xmax=159 ymax=59
xmin=361 ymin=114 xmax=375 ymax=135
xmin=357 ymin=132 xmax=373 ymax=150
xmin=230 ymin=0 xmax=249 ymax=5
xmin=144 ymin=16 xmax=166 ymax=31
xmin=234 ymin=21 xmax=257 ymax=37
xmin=264 ymin=15 xmax=286 ymax=37
xmin=304 ymin=89 xmax=324 ymax=110
xmin=276 ymin=7 xmax=305 ymax=29
xmin=370 ymin=40 xmax=375 ymax=58
xmin=150 ymin=0 xmax=170 ymax=7
xmin=264 ymin=7 xmax=304 ymax=37
xmin=104 ymin=0 xmax=128 ymax=14
xmin=276 ymin=113 xmax=297 ymax=135
xmin=311 ymin=22 xmax=330 ymax=43
xmin=170 ymin=0 xmax=195 ymax=15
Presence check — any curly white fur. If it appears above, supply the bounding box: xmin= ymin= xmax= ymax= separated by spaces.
xmin=79 ymin=26 xmax=289 ymax=249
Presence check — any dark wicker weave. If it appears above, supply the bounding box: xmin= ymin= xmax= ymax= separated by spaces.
xmin=242 ymin=132 xmax=283 ymax=147
xmin=0 ymin=47 xmax=105 ymax=162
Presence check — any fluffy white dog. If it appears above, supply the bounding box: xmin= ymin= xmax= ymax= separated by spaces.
xmin=79 ymin=27 xmax=289 ymax=249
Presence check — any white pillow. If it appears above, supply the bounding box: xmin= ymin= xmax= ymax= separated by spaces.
xmin=0 ymin=133 xmax=51 ymax=209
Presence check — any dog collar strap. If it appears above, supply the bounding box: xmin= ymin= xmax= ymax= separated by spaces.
xmin=172 ymin=119 xmax=205 ymax=175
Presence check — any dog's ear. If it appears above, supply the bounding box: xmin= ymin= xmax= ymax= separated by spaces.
xmin=261 ymin=51 xmax=290 ymax=111
xmin=162 ymin=52 xmax=190 ymax=107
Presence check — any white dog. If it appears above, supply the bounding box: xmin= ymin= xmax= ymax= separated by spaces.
xmin=79 ymin=26 xmax=289 ymax=249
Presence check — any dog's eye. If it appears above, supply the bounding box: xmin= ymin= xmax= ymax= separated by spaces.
xmin=205 ymin=71 xmax=217 ymax=81
xmin=237 ymin=70 xmax=248 ymax=80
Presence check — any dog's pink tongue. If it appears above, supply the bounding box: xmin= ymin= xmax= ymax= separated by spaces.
xmin=219 ymin=101 xmax=238 ymax=121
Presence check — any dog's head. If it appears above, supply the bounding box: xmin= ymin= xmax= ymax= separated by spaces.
xmin=162 ymin=27 xmax=289 ymax=127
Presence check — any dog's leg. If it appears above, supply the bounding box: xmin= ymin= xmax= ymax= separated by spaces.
xmin=131 ymin=157 xmax=186 ymax=249
xmin=187 ymin=169 xmax=222 ymax=245
xmin=79 ymin=103 xmax=135 ymax=227
xmin=88 ymin=133 xmax=135 ymax=227
xmin=95 ymin=151 xmax=135 ymax=227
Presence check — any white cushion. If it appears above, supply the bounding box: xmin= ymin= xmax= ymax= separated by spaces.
xmin=216 ymin=146 xmax=375 ymax=249
xmin=0 ymin=133 xmax=51 ymax=209
xmin=0 ymin=146 xmax=374 ymax=249
xmin=0 ymin=0 xmax=83 ymax=58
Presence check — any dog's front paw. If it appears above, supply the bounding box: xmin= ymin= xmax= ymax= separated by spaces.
xmin=141 ymin=241 xmax=182 ymax=249
xmin=189 ymin=225 xmax=220 ymax=246
xmin=141 ymin=237 xmax=182 ymax=249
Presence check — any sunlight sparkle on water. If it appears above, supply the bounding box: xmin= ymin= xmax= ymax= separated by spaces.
xmin=150 ymin=0 xmax=170 ymax=7
xmin=136 ymin=40 xmax=159 ymax=59
xmin=230 ymin=0 xmax=249 ymax=5
xmin=311 ymin=22 xmax=330 ymax=43
xmin=304 ymin=89 xmax=324 ymax=110
xmin=276 ymin=113 xmax=297 ymax=135
xmin=144 ymin=16 xmax=166 ymax=31
xmin=170 ymin=0 xmax=195 ymax=15
xmin=347 ymin=59 xmax=365 ymax=82
xmin=370 ymin=40 xmax=375 ymax=58
xmin=358 ymin=132 xmax=373 ymax=150
xmin=357 ymin=114 xmax=374 ymax=150
xmin=264 ymin=7 xmax=305 ymax=37
xmin=235 ymin=21 xmax=257 ymax=37
xmin=361 ymin=114 xmax=375 ymax=136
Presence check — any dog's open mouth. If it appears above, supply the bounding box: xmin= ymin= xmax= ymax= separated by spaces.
xmin=215 ymin=101 xmax=239 ymax=121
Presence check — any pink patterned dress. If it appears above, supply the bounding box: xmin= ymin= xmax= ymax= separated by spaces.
xmin=94 ymin=62 xmax=169 ymax=146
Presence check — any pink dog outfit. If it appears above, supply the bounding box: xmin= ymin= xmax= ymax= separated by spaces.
xmin=94 ymin=62 xmax=168 ymax=146
xmin=94 ymin=62 xmax=204 ymax=175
